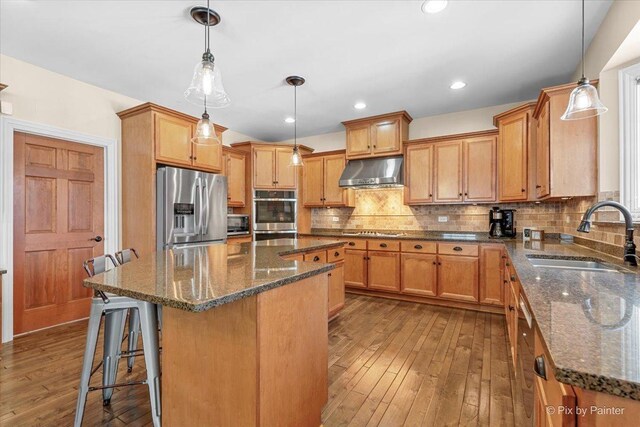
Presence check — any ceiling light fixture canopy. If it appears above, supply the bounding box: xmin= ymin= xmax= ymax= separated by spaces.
xmin=561 ymin=0 xmax=607 ymax=120
xmin=185 ymin=0 xmax=230 ymax=108
xmin=421 ymin=0 xmax=448 ymax=14
xmin=286 ymin=75 xmax=305 ymax=167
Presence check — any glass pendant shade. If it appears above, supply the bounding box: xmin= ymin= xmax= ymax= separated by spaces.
xmin=191 ymin=112 xmax=220 ymax=145
xmin=185 ymin=56 xmax=230 ymax=109
xmin=561 ymin=79 xmax=608 ymax=120
xmin=290 ymin=146 xmax=304 ymax=167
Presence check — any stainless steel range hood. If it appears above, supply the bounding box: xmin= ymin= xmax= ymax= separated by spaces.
xmin=338 ymin=156 xmax=404 ymax=188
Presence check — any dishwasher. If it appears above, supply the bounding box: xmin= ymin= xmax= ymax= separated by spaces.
xmin=515 ymin=295 xmax=535 ymax=425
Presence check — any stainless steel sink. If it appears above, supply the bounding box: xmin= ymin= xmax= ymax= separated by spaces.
xmin=526 ymin=255 xmax=623 ymax=273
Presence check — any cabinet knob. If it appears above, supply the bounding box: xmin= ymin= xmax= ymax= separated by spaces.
xmin=193 ymin=157 xmax=197 ymax=161
xmin=433 ymin=261 xmax=436 ymax=265
xmin=521 ymin=188 xmax=526 ymax=192
xmin=380 ymin=243 xmax=388 ymax=248
xmin=348 ymin=242 xmax=356 ymax=246
xmin=508 ymin=305 xmax=515 ymax=312
xmin=536 ymin=185 xmax=542 ymax=188
xmin=438 ymin=262 xmax=442 ymax=265
xmin=506 ymin=262 xmax=510 ymax=267
xmin=533 ymin=355 xmax=547 ymax=380
xmin=453 ymin=246 xmax=463 ymax=252
xmin=334 ymin=251 xmax=340 ymax=257
xmin=464 ymin=192 xmax=468 ymax=196
xmin=511 ymin=275 xmax=516 ymax=281
xmin=414 ymin=244 xmax=423 ymax=250
xmin=459 ymin=193 xmax=463 ymax=197
xmin=429 ymin=193 xmax=432 ymax=197
xmin=373 ymin=145 xmax=377 ymax=148
xmin=367 ymin=145 xmax=370 ymax=149
xmin=328 ymin=273 xmax=332 ymax=277
xmin=313 ymin=256 xmax=320 ymax=262
xmin=501 ymin=256 xmax=507 ymax=259
xmin=503 ymin=280 xmax=508 ymax=284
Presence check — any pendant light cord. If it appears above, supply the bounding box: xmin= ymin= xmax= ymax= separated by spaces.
xmin=206 ymin=0 xmax=211 ymax=53
xmin=294 ymin=85 xmax=298 ymax=149
xmin=581 ymin=0 xmax=585 ymax=79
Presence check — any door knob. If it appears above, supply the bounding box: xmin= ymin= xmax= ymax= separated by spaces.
xmin=91 ymin=236 xmax=103 ymax=242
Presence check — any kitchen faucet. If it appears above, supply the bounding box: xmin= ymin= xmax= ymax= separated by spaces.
xmin=577 ymin=201 xmax=637 ymax=267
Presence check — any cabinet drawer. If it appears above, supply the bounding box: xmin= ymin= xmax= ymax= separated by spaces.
xmin=282 ymin=253 xmax=304 ymax=262
xmin=400 ymin=241 xmax=437 ymax=254
xmin=438 ymin=243 xmax=479 ymax=257
xmin=343 ymin=239 xmax=367 ymax=250
xmin=367 ymin=239 xmax=400 ymax=252
xmin=303 ymin=250 xmax=327 ymax=263
xmin=327 ymin=246 xmax=345 ymax=262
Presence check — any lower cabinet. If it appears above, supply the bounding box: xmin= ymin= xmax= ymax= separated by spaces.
xmin=328 ymin=262 xmax=345 ymax=318
xmin=345 ymin=249 xmax=367 ymax=288
xmin=479 ymin=245 xmax=505 ymax=305
xmin=401 ymin=253 xmax=437 ymax=297
xmin=367 ymin=251 xmax=401 ymax=292
xmin=437 ymin=255 xmax=479 ymax=302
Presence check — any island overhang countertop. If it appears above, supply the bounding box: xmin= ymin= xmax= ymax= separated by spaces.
xmin=83 ymin=238 xmax=343 ymax=312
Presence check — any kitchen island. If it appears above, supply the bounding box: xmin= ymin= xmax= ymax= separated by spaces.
xmin=83 ymin=238 xmax=344 ymax=427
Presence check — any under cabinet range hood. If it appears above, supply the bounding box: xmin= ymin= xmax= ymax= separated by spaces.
xmin=338 ymin=156 xmax=404 ymax=188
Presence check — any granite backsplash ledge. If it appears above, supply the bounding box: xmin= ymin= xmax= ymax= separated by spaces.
xmin=311 ymin=188 xmax=639 ymax=250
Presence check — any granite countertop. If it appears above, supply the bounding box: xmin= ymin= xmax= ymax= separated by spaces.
xmin=83 ymin=238 xmax=343 ymax=312
xmin=301 ymin=229 xmax=505 ymax=243
xmin=503 ymin=240 xmax=640 ymax=400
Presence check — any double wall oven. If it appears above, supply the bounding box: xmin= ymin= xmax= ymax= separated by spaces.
xmin=253 ymin=190 xmax=297 ymax=241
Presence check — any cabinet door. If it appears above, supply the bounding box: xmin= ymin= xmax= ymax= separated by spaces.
xmin=323 ymin=154 xmax=348 ymax=206
xmin=401 ymin=253 xmax=437 ymax=297
xmin=155 ymin=113 xmax=193 ymax=166
xmin=479 ymin=245 xmax=504 ymax=306
xmin=226 ymin=151 xmax=246 ymax=207
xmin=192 ymin=141 xmax=223 ymax=172
xmin=368 ymin=251 xmax=400 ymax=292
xmin=498 ymin=112 xmax=529 ymax=201
xmin=433 ymin=141 xmax=463 ymax=203
xmin=371 ymin=118 xmax=400 ymax=156
xmin=344 ymin=249 xmax=367 ymax=288
xmin=253 ymin=147 xmax=275 ymax=189
xmin=275 ymin=148 xmax=297 ymax=189
xmin=437 ymin=255 xmax=478 ymax=302
xmin=346 ymin=123 xmax=371 ymax=158
xmin=328 ymin=262 xmax=345 ymax=318
xmin=302 ymin=157 xmax=325 ymax=207
xmin=464 ymin=137 xmax=496 ymax=202
xmin=536 ymin=101 xmax=550 ymax=199
xmin=405 ymin=144 xmax=433 ymax=204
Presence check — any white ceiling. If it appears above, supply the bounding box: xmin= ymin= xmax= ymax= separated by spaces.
xmin=0 ymin=0 xmax=612 ymax=141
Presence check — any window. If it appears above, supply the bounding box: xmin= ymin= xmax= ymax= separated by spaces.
xmin=620 ymin=62 xmax=640 ymax=220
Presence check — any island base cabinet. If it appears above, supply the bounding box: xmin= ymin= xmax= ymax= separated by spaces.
xmin=161 ymin=275 xmax=328 ymax=426
xmin=437 ymin=255 xmax=479 ymax=302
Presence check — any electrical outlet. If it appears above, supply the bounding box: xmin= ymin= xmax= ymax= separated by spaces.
xmin=438 ymin=216 xmax=448 ymax=223
xmin=332 ymin=217 xmax=340 ymax=222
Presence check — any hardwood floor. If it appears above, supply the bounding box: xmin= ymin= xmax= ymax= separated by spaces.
xmin=0 ymin=294 xmax=520 ymax=426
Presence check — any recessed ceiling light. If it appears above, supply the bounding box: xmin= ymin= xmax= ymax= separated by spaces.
xmin=450 ymin=81 xmax=466 ymax=90
xmin=284 ymin=117 xmax=295 ymax=123
xmin=422 ymin=0 xmax=448 ymax=14
xmin=354 ymin=102 xmax=367 ymax=110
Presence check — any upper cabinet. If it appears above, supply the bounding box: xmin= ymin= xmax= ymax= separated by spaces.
xmin=404 ymin=131 xmax=498 ymax=205
xmin=493 ymin=103 xmax=536 ymax=202
xmin=532 ymin=82 xmax=597 ymax=199
xmin=222 ymin=147 xmax=246 ymax=208
xmin=301 ymin=151 xmax=354 ymax=208
xmin=343 ymin=111 xmax=412 ymax=160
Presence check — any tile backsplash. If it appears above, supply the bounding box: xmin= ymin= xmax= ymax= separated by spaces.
xmin=311 ymin=188 xmax=639 ymax=251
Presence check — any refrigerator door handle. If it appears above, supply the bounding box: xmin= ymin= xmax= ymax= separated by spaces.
xmin=203 ymin=178 xmax=210 ymax=235
xmin=195 ymin=178 xmax=202 ymax=235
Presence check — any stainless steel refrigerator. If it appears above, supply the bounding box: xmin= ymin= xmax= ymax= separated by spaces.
xmin=156 ymin=166 xmax=227 ymax=249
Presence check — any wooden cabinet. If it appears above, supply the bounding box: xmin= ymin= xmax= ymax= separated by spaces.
xmin=193 ymin=139 xmax=223 ymax=172
xmin=433 ymin=140 xmax=463 ymax=203
xmin=343 ymin=111 xmax=412 ymax=159
xmin=227 ymin=235 xmax=252 ymax=244
xmin=401 ymin=253 xmax=437 ymax=297
xmin=479 ymin=245 xmax=504 ymax=306
xmin=437 ymin=255 xmax=479 ymax=302
xmin=275 ymin=148 xmax=296 ymax=188
xmin=301 ymin=151 xmax=354 ymax=208
xmin=251 ymin=146 xmax=297 ymax=189
xmin=222 ymin=147 xmax=246 ymax=207
xmin=505 ymin=280 xmax=518 ymax=367
xmin=494 ymin=103 xmax=536 ymax=202
xmin=404 ymin=144 xmax=433 ymax=204
xmin=344 ymin=249 xmax=367 ymax=288
xmin=532 ymin=82 xmax=597 ymax=200
xmin=328 ymin=262 xmax=345 ymax=318
xmin=367 ymin=251 xmax=401 ymax=292
xmin=303 ymin=250 xmax=327 ymax=264
xmin=464 ymin=136 xmax=497 ymax=202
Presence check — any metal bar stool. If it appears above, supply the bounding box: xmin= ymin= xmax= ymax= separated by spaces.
xmin=74 ymin=255 xmax=161 ymax=427
xmin=115 ymin=248 xmax=141 ymax=372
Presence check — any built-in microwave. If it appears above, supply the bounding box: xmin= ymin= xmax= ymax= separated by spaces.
xmin=227 ymin=214 xmax=250 ymax=236
xmin=253 ymin=190 xmax=297 ymax=238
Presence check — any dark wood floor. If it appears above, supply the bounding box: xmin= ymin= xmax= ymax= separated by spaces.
xmin=0 ymin=294 xmax=520 ymax=426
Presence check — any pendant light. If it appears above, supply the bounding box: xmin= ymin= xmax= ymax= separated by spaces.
xmin=185 ymin=0 xmax=230 ymax=108
xmin=286 ymin=76 xmax=305 ymax=167
xmin=191 ymin=97 xmax=220 ymax=145
xmin=561 ymin=0 xmax=607 ymax=120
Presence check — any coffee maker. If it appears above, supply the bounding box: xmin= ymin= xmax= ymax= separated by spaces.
xmin=489 ymin=207 xmax=516 ymax=238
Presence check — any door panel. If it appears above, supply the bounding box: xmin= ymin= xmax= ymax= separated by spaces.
xmin=437 ymin=255 xmax=479 ymax=302
xmin=14 ymin=132 xmax=104 ymax=334
xmin=226 ymin=151 xmax=246 ymax=207
xmin=193 ymin=142 xmax=223 ymax=172
xmin=254 ymin=147 xmax=275 ymax=188
xmin=154 ymin=112 xmax=193 ymax=166
xmin=464 ymin=137 xmax=496 ymax=202
xmin=346 ymin=123 xmax=371 ymax=158
xmin=405 ymin=144 xmax=432 ymax=204
xmin=536 ymin=102 xmax=550 ymax=198
xmin=498 ymin=112 xmax=528 ymax=201
xmin=328 ymin=263 xmax=345 ymax=318
xmin=302 ymin=157 xmax=325 ymax=207
xmin=344 ymin=249 xmax=367 ymax=288
xmin=479 ymin=245 xmax=504 ymax=306
xmin=371 ymin=119 xmax=400 ymax=155
xmin=434 ymin=141 xmax=463 ymax=203
xmin=275 ymin=148 xmax=296 ymax=189
xmin=323 ymin=154 xmax=347 ymax=206
xmin=367 ymin=251 xmax=400 ymax=292
xmin=401 ymin=253 xmax=437 ymax=297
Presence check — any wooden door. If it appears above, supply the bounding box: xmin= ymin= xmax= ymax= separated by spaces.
xmin=536 ymin=101 xmax=550 ymax=199
xmin=192 ymin=138 xmax=223 ymax=172
xmin=13 ymin=132 xmax=104 ymax=334
xmin=323 ymin=154 xmax=347 ymax=206
xmin=345 ymin=123 xmax=371 ymax=158
xmin=464 ymin=136 xmax=496 ymax=202
xmin=367 ymin=251 xmax=400 ymax=292
xmin=437 ymin=255 xmax=478 ymax=302
xmin=155 ymin=112 xmax=193 ymax=166
xmin=498 ymin=112 xmax=529 ymax=201
xmin=253 ymin=147 xmax=275 ymax=188
xmin=344 ymin=249 xmax=367 ymax=288
xmin=226 ymin=151 xmax=246 ymax=207
xmin=405 ymin=144 xmax=433 ymax=204
xmin=479 ymin=245 xmax=504 ymax=306
xmin=302 ymin=156 xmax=325 ymax=207
xmin=433 ymin=140 xmax=463 ymax=203
xmin=371 ymin=118 xmax=400 ymax=156
xmin=401 ymin=253 xmax=437 ymax=297
xmin=275 ymin=148 xmax=296 ymax=189
xmin=328 ymin=262 xmax=345 ymax=318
